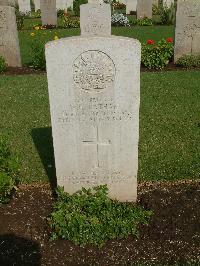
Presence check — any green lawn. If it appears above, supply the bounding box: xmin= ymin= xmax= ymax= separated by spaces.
xmin=0 ymin=71 xmax=199 ymax=184
xmin=19 ymin=21 xmax=174 ymax=65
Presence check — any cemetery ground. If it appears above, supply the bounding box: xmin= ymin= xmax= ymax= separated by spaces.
xmin=0 ymin=24 xmax=200 ymax=265
xmin=0 ymin=71 xmax=200 ymax=265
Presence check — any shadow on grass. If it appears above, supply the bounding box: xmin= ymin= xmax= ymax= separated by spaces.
xmin=31 ymin=127 xmax=57 ymax=193
xmin=0 ymin=234 xmax=41 ymax=266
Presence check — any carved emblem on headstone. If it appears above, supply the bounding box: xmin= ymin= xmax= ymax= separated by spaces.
xmin=73 ymin=50 xmax=116 ymax=92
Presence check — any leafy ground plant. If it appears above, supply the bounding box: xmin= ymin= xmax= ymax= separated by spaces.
xmin=49 ymin=185 xmax=152 ymax=247
xmin=0 ymin=56 xmax=7 ymax=73
xmin=0 ymin=135 xmax=20 ymax=203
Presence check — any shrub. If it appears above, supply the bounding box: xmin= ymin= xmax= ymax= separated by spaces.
xmin=62 ymin=15 xmax=80 ymax=28
xmin=176 ymin=55 xmax=200 ymax=69
xmin=0 ymin=173 xmax=15 ymax=204
xmin=0 ymin=56 xmax=7 ymax=73
xmin=15 ymin=10 xmax=24 ymax=30
xmin=160 ymin=4 xmax=175 ymax=25
xmin=0 ymin=135 xmax=20 ymax=203
xmin=49 ymin=185 xmax=152 ymax=247
xmin=112 ymin=2 xmax=126 ymax=10
xmin=30 ymin=36 xmax=46 ymax=70
xmin=57 ymin=9 xmax=66 ymax=17
xmin=141 ymin=38 xmax=174 ymax=69
xmin=73 ymin=0 xmax=88 ymax=16
xmin=111 ymin=13 xmax=130 ymax=27
xmin=134 ymin=17 xmax=153 ymax=26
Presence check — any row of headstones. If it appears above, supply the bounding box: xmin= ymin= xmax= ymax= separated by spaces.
xmin=126 ymin=0 xmax=174 ymax=17
xmin=1 ymin=0 xmax=73 ymax=13
xmin=0 ymin=0 xmax=199 ymax=70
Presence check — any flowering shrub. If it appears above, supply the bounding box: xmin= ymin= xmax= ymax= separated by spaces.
xmin=111 ymin=13 xmax=130 ymax=27
xmin=176 ymin=55 xmax=200 ymax=69
xmin=0 ymin=56 xmax=7 ymax=73
xmin=112 ymin=2 xmax=126 ymax=10
xmin=134 ymin=17 xmax=153 ymax=26
xmin=62 ymin=15 xmax=80 ymax=28
xmin=160 ymin=4 xmax=175 ymax=25
xmin=142 ymin=38 xmax=174 ymax=69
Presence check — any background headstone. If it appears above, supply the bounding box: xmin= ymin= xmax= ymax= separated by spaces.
xmin=80 ymin=2 xmax=111 ymax=36
xmin=18 ymin=0 xmax=31 ymax=13
xmin=152 ymin=0 xmax=158 ymax=6
xmin=0 ymin=6 xmax=21 ymax=67
xmin=46 ymin=1 xmax=140 ymax=202
xmin=0 ymin=0 xmax=16 ymax=6
xmin=174 ymin=0 xmax=200 ymax=62
xmin=33 ymin=0 xmax=40 ymax=11
xmin=137 ymin=0 xmax=152 ymax=19
xmin=56 ymin=0 xmax=67 ymax=10
xmin=126 ymin=0 xmax=137 ymax=15
xmin=41 ymin=0 xmax=57 ymax=26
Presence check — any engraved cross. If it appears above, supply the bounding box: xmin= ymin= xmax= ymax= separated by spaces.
xmin=82 ymin=126 xmax=111 ymax=168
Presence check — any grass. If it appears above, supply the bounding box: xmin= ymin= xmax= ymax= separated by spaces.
xmin=0 ymin=71 xmax=199 ymax=184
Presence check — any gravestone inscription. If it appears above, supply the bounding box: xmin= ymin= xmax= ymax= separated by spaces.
xmin=174 ymin=0 xmax=200 ymax=62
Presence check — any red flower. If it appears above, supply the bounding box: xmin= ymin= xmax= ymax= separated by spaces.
xmin=166 ymin=37 xmax=173 ymax=43
xmin=147 ymin=39 xmax=154 ymax=45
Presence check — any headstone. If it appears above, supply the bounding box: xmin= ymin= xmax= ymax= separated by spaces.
xmin=56 ymin=0 xmax=67 ymax=10
xmin=33 ymin=0 xmax=40 ymax=11
xmin=80 ymin=1 xmax=111 ymax=36
xmin=163 ymin=0 xmax=174 ymax=8
xmin=0 ymin=0 xmax=16 ymax=6
xmin=137 ymin=0 xmax=152 ymax=19
xmin=67 ymin=0 xmax=73 ymax=10
xmin=126 ymin=0 xmax=137 ymax=15
xmin=45 ymin=0 xmax=141 ymax=202
xmin=41 ymin=0 xmax=57 ymax=26
xmin=18 ymin=0 xmax=31 ymax=13
xmin=152 ymin=0 xmax=158 ymax=6
xmin=174 ymin=0 xmax=200 ymax=62
xmin=0 ymin=6 xmax=21 ymax=67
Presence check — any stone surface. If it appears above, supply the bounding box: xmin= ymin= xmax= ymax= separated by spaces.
xmin=0 ymin=0 xmax=16 ymax=6
xmin=33 ymin=0 xmax=40 ymax=11
xmin=0 ymin=6 xmax=21 ymax=67
xmin=152 ymin=0 xmax=158 ymax=6
xmin=137 ymin=0 xmax=152 ymax=19
xmin=126 ymin=0 xmax=137 ymax=15
xmin=174 ymin=0 xmax=200 ymax=62
xmin=56 ymin=0 xmax=67 ymax=10
xmin=163 ymin=0 xmax=174 ymax=8
xmin=18 ymin=0 xmax=31 ymax=13
xmin=41 ymin=0 xmax=57 ymax=26
xmin=80 ymin=3 xmax=111 ymax=36
xmin=46 ymin=36 xmax=140 ymax=202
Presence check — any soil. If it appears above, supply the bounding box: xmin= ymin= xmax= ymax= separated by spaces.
xmin=1 ymin=63 xmax=200 ymax=76
xmin=0 ymin=180 xmax=199 ymax=266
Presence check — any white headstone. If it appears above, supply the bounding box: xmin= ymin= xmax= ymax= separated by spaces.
xmin=137 ymin=0 xmax=152 ymax=19
xmin=0 ymin=6 xmax=21 ymax=67
xmin=33 ymin=0 xmax=40 ymax=11
xmin=18 ymin=0 xmax=31 ymax=13
xmin=41 ymin=0 xmax=57 ymax=26
xmin=80 ymin=2 xmax=111 ymax=36
xmin=56 ymin=0 xmax=67 ymax=10
xmin=45 ymin=0 xmax=141 ymax=202
xmin=174 ymin=0 xmax=200 ymax=62
xmin=126 ymin=0 xmax=137 ymax=15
